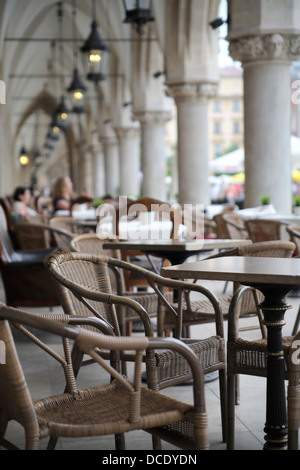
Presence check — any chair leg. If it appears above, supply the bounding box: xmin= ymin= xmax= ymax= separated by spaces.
xmin=288 ymin=430 xmax=299 ymax=450
xmin=115 ymin=433 xmax=126 ymax=450
xmin=227 ymin=374 xmax=236 ymax=450
xmin=292 ymin=305 xmax=300 ymax=336
xmin=47 ymin=436 xmax=58 ymax=450
xmin=235 ymin=374 xmax=240 ymax=405
xmin=152 ymin=435 xmax=163 ymax=450
xmin=219 ymin=369 xmax=227 ymax=442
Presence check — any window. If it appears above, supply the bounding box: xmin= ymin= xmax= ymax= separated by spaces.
xmin=214 ymin=144 xmax=222 ymax=157
xmin=214 ymin=100 xmax=221 ymax=112
xmin=214 ymin=122 xmax=221 ymax=134
xmin=233 ymin=122 xmax=240 ymax=134
xmin=232 ymin=100 xmax=240 ymax=112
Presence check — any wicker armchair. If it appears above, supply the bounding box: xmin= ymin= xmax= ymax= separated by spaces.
xmin=45 ymin=251 xmax=226 ymax=444
xmin=244 ymin=218 xmax=282 ymax=242
xmin=0 ymin=304 xmax=209 ymax=450
xmin=286 ymin=224 xmax=300 ymax=256
xmin=14 ymin=221 xmax=75 ymax=251
xmin=49 ymin=217 xmax=77 ymax=250
xmin=286 ymin=224 xmax=300 ymax=335
xmin=227 ymin=285 xmax=300 ymax=450
xmin=0 ymin=206 xmax=59 ymax=308
xmin=70 ymin=232 xmax=170 ymax=335
xmin=221 ymin=212 xmax=249 ymax=239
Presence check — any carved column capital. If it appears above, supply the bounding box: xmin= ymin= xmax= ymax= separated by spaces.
xmin=229 ymin=33 xmax=300 ymax=64
xmin=132 ymin=109 xmax=172 ymax=125
xmin=165 ymin=81 xmax=218 ymax=102
xmin=99 ymin=135 xmax=118 ymax=147
xmin=114 ymin=126 xmax=140 ymax=140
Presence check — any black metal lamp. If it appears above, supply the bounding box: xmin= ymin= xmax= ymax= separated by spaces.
xmin=68 ymin=0 xmax=87 ymax=112
xmin=19 ymin=146 xmax=29 ymax=166
xmin=67 ymin=68 xmax=87 ymax=113
xmin=55 ymin=95 xmax=70 ymax=130
xmin=209 ymin=17 xmax=228 ymax=29
xmin=81 ymin=1 xmax=109 ymax=83
xmin=122 ymin=0 xmax=154 ymax=35
xmin=48 ymin=115 xmax=61 ymax=140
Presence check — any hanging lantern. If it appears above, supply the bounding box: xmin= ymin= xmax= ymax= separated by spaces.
xmin=55 ymin=95 xmax=70 ymax=130
xmin=48 ymin=116 xmax=61 ymax=141
xmin=122 ymin=0 xmax=154 ymax=35
xmin=81 ymin=19 xmax=109 ymax=82
xmin=67 ymin=68 xmax=87 ymax=113
xmin=19 ymin=146 xmax=29 ymax=166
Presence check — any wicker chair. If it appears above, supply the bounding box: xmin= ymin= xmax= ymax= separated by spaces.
xmin=286 ymin=224 xmax=300 ymax=335
xmin=14 ymin=220 xmax=75 ymax=251
xmin=244 ymin=218 xmax=282 ymax=242
xmin=221 ymin=212 xmax=249 ymax=239
xmin=70 ymin=233 xmax=168 ymax=335
xmin=227 ymin=285 xmax=300 ymax=450
xmin=45 ymin=251 xmax=227 ymax=444
xmin=0 ymin=304 xmax=209 ymax=450
xmin=0 ymin=206 xmax=60 ymax=308
xmin=286 ymin=224 xmax=300 ymax=256
xmin=49 ymin=217 xmax=77 ymax=250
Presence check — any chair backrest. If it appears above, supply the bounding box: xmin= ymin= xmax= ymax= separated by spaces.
xmin=244 ymin=218 xmax=282 ymax=243
xmin=212 ymin=213 xmax=231 ymax=238
xmin=0 ymin=205 xmax=16 ymax=262
xmin=236 ymin=240 xmax=295 ymax=258
xmin=222 ymin=212 xmax=249 ymax=239
xmin=70 ymin=233 xmax=120 ymax=259
xmin=70 ymin=233 xmax=121 ymax=292
xmin=286 ymin=225 xmax=300 ymax=256
xmin=46 ymin=251 xmax=123 ymax=336
xmin=49 ymin=217 xmax=76 ymax=250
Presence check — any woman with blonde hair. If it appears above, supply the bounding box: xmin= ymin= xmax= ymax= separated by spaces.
xmin=52 ymin=176 xmax=74 ymax=213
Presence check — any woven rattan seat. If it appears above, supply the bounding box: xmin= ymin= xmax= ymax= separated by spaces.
xmin=45 ymin=251 xmax=226 ymax=445
xmin=0 ymin=304 xmax=208 ymax=450
xmin=226 ymin=286 xmax=300 ymax=450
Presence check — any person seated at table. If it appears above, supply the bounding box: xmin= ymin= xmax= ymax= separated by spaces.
xmin=12 ymin=186 xmax=38 ymax=220
xmin=51 ymin=176 xmax=76 ymax=213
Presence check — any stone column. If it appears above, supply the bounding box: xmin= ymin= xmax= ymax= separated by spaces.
xmin=229 ymin=33 xmax=300 ymax=213
xmin=92 ymin=143 xmax=106 ymax=197
xmin=115 ymin=126 xmax=141 ymax=197
xmin=101 ymin=135 xmax=120 ymax=196
xmin=166 ymin=83 xmax=217 ymax=205
xmin=134 ymin=110 xmax=171 ymax=200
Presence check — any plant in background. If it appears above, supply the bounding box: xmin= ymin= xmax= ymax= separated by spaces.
xmin=260 ymin=195 xmax=270 ymax=205
xmin=92 ymin=198 xmax=104 ymax=208
xmin=293 ymin=195 xmax=300 ymax=207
